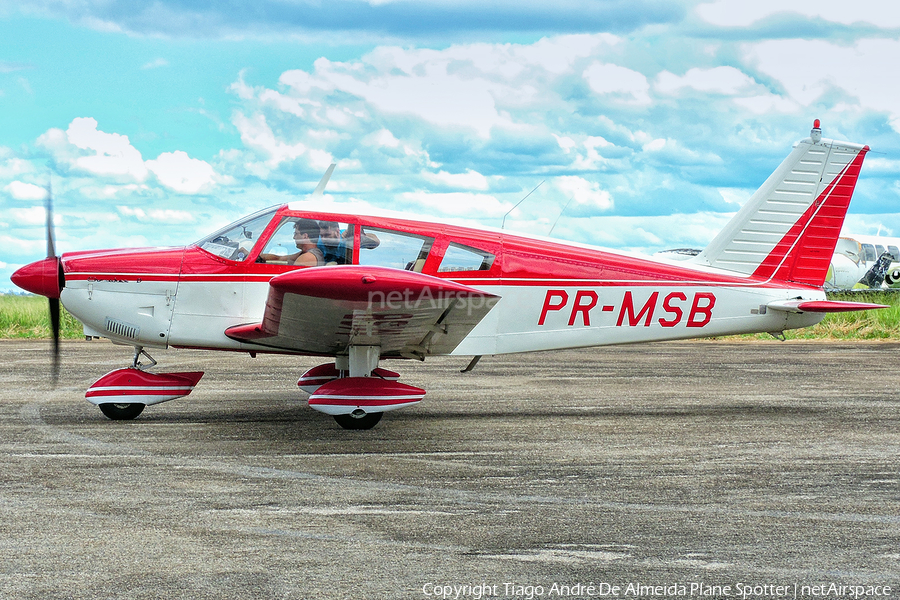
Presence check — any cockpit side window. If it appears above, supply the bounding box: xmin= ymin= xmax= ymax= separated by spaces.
xmin=357 ymin=228 xmax=433 ymax=272
xmin=257 ymin=218 xmax=355 ymax=266
xmin=196 ymin=208 xmax=278 ymax=262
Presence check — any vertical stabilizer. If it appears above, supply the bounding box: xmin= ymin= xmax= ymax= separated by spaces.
xmin=694 ymin=122 xmax=869 ymax=286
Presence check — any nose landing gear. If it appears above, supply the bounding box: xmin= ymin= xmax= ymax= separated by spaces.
xmin=86 ymin=347 xmax=204 ymax=420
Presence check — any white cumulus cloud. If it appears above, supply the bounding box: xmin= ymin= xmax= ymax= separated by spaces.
xmin=583 ymin=62 xmax=651 ymax=105
xmin=36 ymin=118 xmax=223 ymax=196
xmin=399 ymin=191 xmax=510 ymax=217
xmin=5 ymin=181 xmax=48 ymax=201
xmin=233 ymin=112 xmax=308 ymax=171
xmin=313 ymin=54 xmax=507 ymax=138
xmin=656 ymin=66 xmax=756 ymax=95
xmin=65 ymin=117 xmax=148 ymax=180
xmin=555 ymin=176 xmax=614 ymax=211
xmin=9 ymin=206 xmax=49 ymax=226
xmin=746 ymin=38 xmax=900 ymax=132
xmin=117 ymin=205 xmax=195 ymax=223
xmin=420 ymin=169 xmax=489 ymax=190
xmin=696 ymin=0 xmax=900 ymax=28
xmin=146 ymin=151 xmax=218 ymax=194
xmin=141 ymin=58 xmax=169 ymax=70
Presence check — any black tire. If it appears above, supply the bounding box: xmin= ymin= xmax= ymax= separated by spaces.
xmin=333 ymin=412 xmax=383 ymax=430
xmin=99 ymin=403 xmax=145 ymax=420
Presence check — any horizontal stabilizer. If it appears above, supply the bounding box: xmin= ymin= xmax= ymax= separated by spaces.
xmin=766 ymin=299 xmax=889 ymax=314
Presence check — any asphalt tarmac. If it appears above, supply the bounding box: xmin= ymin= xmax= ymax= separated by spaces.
xmin=1 ymin=339 xmax=899 ymax=600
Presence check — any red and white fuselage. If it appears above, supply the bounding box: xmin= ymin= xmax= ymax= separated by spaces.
xmin=52 ymin=216 xmax=823 ymax=355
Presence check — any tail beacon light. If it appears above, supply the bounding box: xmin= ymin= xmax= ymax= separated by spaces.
xmin=811 ymin=118 xmax=822 ymax=143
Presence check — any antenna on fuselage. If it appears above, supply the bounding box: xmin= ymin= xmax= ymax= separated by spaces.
xmin=547 ymin=194 xmax=575 ymax=236
xmin=501 ymin=180 xmax=544 ymax=229
xmin=311 ymin=163 xmax=337 ymax=197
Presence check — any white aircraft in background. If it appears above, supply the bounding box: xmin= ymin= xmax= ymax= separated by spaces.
xmin=826 ymin=234 xmax=900 ymax=290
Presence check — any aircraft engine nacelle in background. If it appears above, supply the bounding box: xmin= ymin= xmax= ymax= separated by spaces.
xmin=825 ymin=254 xmax=866 ymax=290
xmin=886 ymin=267 xmax=900 ymax=286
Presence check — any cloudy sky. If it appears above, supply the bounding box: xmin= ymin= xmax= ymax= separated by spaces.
xmin=3 ymin=0 xmax=900 ymax=291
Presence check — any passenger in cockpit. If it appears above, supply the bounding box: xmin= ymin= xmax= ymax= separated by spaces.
xmin=317 ymin=221 xmax=350 ymax=264
xmin=318 ymin=221 xmax=380 ymax=264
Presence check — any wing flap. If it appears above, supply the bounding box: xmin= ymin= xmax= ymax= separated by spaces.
xmin=226 ymin=266 xmax=499 ymax=357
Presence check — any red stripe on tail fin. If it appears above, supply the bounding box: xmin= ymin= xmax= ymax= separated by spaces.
xmin=752 ymin=146 xmax=868 ymax=286
xmin=693 ymin=124 xmax=869 ymax=283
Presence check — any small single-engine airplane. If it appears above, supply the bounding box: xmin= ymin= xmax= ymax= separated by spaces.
xmin=11 ymin=120 xmax=888 ymax=429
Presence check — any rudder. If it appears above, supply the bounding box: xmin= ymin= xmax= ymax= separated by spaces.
xmin=693 ymin=121 xmax=869 ymax=286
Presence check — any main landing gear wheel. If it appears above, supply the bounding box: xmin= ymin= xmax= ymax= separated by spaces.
xmin=333 ymin=411 xmax=383 ymax=430
xmin=99 ymin=403 xmax=145 ymax=421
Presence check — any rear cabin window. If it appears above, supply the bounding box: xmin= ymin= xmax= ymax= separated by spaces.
xmin=437 ymin=243 xmax=495 ymax=272
xmin=357 ymin=228 xmax=433 ymax=272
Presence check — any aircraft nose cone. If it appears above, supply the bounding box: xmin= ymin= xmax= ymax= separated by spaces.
xmin=11 ymin=257 xmax=62 ymax=299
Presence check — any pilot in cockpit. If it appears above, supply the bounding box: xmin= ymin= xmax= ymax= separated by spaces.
xmin=257 ymin=218 xmax=325 ymax=266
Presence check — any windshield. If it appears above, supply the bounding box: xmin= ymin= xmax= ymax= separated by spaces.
xmin=195 ymin=207 xmax=279 ymax=262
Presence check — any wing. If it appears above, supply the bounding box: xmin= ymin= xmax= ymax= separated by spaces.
xmin=225 ymin=266 xmax=499 ymax=358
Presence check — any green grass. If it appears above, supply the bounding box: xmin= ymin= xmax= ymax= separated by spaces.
xmin=2 ymin=290 xmax=900 ymax=341
xmin=0 ymin=295 xmax=85 ymax=339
